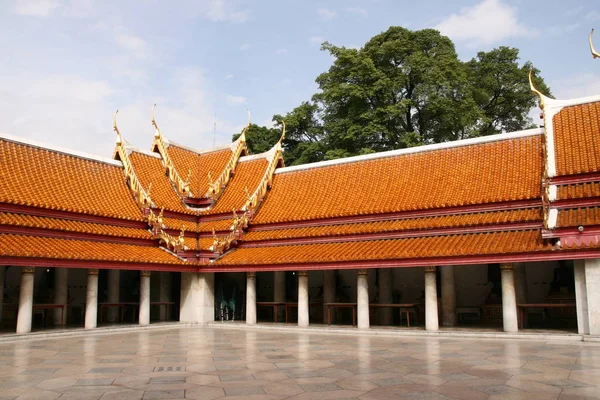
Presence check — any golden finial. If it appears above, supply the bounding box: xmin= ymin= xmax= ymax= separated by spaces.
xmin=590 ymin=29 xmax=600 ymax=59
xmin=113 ymin=110 xmax=123 ymax=145
xmin=528 ymin=69 xmax=546 ymax=110
xmin=246 ymin=109 xmax=251 ymax=127
xmin=278 ymin=119 xmax=286 ymax=144
xmin=245 ymin=186 xmax=251 ymax=202
xmin=152 ymin=103 xmax=161 ymax=138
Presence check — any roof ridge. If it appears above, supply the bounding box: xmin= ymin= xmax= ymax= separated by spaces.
xmin=167 ymin=140 xmax=234 ymax=155
xmin=276 ymin=128 xmax=544 ymax=175
xmin=0 ymin=132 xmax=122 ymax=167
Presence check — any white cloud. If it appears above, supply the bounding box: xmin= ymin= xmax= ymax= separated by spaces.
xmin=262 ymin=118 xmax=275 ymax=129
xmin=344 ymin=7 xmax=368 ymax=17
xmin=434 ymin=0 xmax=535 ymax=46
xmin=554 ymin=73 xmax=600 ymax=100
xmin=317 ymin=8 xmax=337 ymax=21
xmin=206 ymin=0 xmax=248 ymax=22
xmin=225 ymin=95 xmax=247 ymax=105
xmin=15 ymin=0 xmax=60 ymax=17
xmin=114 ymin=33 xmax=148 ymax=58
xmin=225 ymin=74 xmax=234 ymax=79
xmin=276 ymin=48 xmax=288 ymax=54
xmin=309 ymin=36 xmax=325 ymax=45
xmin=586 ymin=10 xmax=600 ymax=21
xmin=240 ymin=43 xmax=250 ymax=51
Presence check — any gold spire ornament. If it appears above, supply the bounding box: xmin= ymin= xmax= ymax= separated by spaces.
xmin=151 ymin=104 xmax=192 ymax=197
xmin=590 ymin=29 xmax=600 ymax=59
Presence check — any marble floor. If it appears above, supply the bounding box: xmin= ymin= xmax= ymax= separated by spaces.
xmin=0 ymin=327 xmax=598 ymax=400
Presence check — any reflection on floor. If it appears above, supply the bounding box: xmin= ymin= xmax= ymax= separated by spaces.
xmin=0 ymin=325 xmax=597 ymax=399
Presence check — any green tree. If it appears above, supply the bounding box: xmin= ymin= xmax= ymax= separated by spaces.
xmin=314 ymin=27 xmax=481 ymax=155
xmin=232 ymin=124 xmax=280 ymax=155
xmin=466 ymin=46 xmax=551 ymax=137
xmin=234 ymin=27 xmax=550 ymax=166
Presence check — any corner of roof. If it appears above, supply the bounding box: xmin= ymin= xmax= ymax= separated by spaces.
xmin=0 ymin=132 xmax=123 ymax=167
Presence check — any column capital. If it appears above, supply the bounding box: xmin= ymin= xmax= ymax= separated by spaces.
xmin=357 ymin=269 xmax=368 ymax=276
xmin=298 ymin=271 xmax=309 ymax=277
xmin=424 ymin=266 xmax=437 ymax=273
xmin=88 ymin=269 xmax=99 ymax=275
xmin=21 ymin=267 xmax=35 ymax=274
xmin=500 ymin=263 xmax=514 ymax=271
xmin=140 ymin=270 xmax=151 ymax=277
xmin=247 ymin=271 xmax=256 ymax=278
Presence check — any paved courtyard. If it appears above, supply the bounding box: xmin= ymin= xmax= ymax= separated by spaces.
xmin=0 ymin=327 xmax=598 ymax=399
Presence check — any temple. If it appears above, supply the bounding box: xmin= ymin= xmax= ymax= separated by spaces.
xmin=1 ymin=47 xmax=600 ymax=338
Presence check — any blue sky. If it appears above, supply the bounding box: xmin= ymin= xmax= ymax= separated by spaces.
xmin=0 ymin=0 xmax=599 ymax=157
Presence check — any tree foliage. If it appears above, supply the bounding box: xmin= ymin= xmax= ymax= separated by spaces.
xmin=234 ymin=26 xmax=551 ymax=165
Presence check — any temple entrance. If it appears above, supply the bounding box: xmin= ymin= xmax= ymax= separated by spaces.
xmin=214 ymin=273 xmax=245 ymax=321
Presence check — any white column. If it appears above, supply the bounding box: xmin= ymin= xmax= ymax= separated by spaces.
xmin=139 ymin=271 xmax=150 ymax=326
xmin=323 ymin=270 xmax=336 ymax=323
xmin=298 ymin=271 xmax=309 ymax=327
xmin=16 ymin=267 xmax=35 ymax=334
xmin=574 ymin=260 xmax=589 ymax=335
xmin=246 ymin=272 xmax=256 ymax=325
xmin=424 ymin=266 xmax=439 ymax=331
xmin=53 ymin=268 xmax=68 ymax=326
xmin=84 ymin=269 xmax=99 ymax=329
xmin=357 ymin=270 xmax=370 ymax=329
xmin=159 ymin=272 xmax=171 ymax=321
xmin=274 ymin=271 xmax=286 ymax=321
xmin=180 ymin=272 xmax=214 ymax=324
xmin=107 ymin=269 xmax=120 ymax=323
xmin=500 ymin=263 xmax=518 ymax=332
xmin=584 ymin=258 xmax=600 ymax=335
xmin=514 ymin=263 xmax=528 ymax=305
xmin=440 ymin=266 xmax=456 ymax=327
xmin=378 ymin=268 xmax=393 ymax=325
xmin=0 ymin=266 xmax=5 ymax=323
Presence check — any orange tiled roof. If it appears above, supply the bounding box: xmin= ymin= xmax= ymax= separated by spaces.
xmin=553 ymin=102 xmax=600 ymax=176
xmin=0 ymin=234 xmax=183 ymax=264
xmin=162 ymin=217 xmax=199 ymax=232
xmin=0 ymin=213 xmax=151 ymax=239
xmin=557 ymin=207 xmax=600 ymax=228
xmin=253 ymin=135 xmax=543 ymax=224
xmin=128 ymin=151 xmax=192 ymax=214
xmin=199 ymin=218 xmax=237 ymax=232
xmin=217 ymin=230 xmax=555 ymax=265
xmin=557 ymin=182 xmax=600 ymax=200
xmin=167 ymin=145 xmax=232 ymax=198
xmin=205 ymin=158 xmax=270 ymax=215
xmin=0 ymin=139 xmax=143 ymax=221
xmin=243 ymin=208 xmax=542 ymax=242
xmin=182 ymin=236 xmax=213 ymax=251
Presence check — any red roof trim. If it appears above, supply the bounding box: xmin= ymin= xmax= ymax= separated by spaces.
xmin=239 ymin=222 xmax=542 ymax=248
xmin=553 ymin=197 xmax=600 ymax=209
xmin=0 ymin=257 xmax=195 ymax=272
xmin=249 ymin=200 xmax=542 ymax=231
xmin=0 ymin=225 xmax=156 ymax=246
xmin=202 ymin=250 xmax=600 ymax=272
xmin=0 ymin=203 xmax=147 ymax=228
xmin=550 ymin=172 xmax=600 ymax=185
